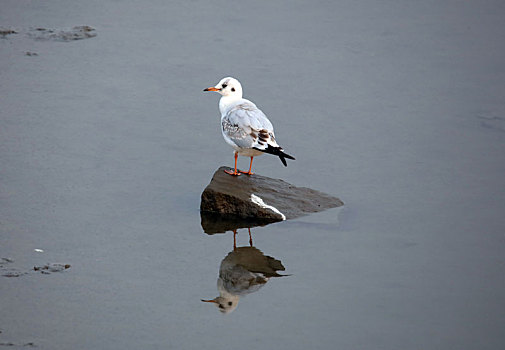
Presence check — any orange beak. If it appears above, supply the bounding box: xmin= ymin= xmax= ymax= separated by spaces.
xmin=201 ymin=299 xmax=218 ymax=303
xmin=203 ymin=87 xmax=220 ymax=92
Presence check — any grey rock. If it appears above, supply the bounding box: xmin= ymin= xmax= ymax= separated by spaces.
xmin=200 ymin=166 xmax=343 ymax=233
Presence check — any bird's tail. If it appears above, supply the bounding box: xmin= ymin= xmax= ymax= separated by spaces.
xmin=255 ymin=145 xmax=295 ymax=167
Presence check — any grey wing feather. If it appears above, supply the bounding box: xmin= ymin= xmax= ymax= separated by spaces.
xmin=222 ymin=102 xmax=275 ymax=149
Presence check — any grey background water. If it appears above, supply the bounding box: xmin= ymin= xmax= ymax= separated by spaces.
xmin=1 ymin=0 xmax=504 ymax=349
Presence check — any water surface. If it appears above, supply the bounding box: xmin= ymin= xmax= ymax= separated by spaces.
xmin=1 ymin=1 xmax=504 ymax=349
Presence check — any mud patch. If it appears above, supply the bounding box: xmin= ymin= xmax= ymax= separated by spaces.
xmin=27 ymin=26 xmax=96 ymax=41
xmin=0 ymin=28 xmax=18 ymax=38
xmin=1 ymin=258 xmax=71 ymax=277
xmin=33 ymin=263 xmax=71 ymax=274
xmin=477 ymin=114 xmax=505 ymax=132
xmin=0 ymin=342 xmax=36 ymax=347
xmin=0 ymin=258 xmax=26 ymax=277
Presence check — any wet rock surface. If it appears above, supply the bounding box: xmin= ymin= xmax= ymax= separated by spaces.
xmin=201 ymin=212 xmax=274 ymax=234
xmin=200 ymin=166 xmax=343 ymax=233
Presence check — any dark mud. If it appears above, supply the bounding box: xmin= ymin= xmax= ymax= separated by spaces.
xmin=1 ymin=258 xmax=70 ymax=277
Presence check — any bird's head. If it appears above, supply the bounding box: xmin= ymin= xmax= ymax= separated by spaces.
xmin=204 ymin=77 xmax=243 ymax=98
xmin=201 ymin=296 xmax=239 ymax=314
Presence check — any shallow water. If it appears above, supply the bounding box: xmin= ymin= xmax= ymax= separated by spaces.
xmin=1 ymin=1 xmax=505 ymax=349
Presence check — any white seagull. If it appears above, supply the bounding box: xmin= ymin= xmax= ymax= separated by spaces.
xmin=201 ymin=229 xmax=288 ymax=314
xmin=201 ymin=246 xmax=287 ymax=314
xmin=204 ymin=77 xmax=295 ymax=176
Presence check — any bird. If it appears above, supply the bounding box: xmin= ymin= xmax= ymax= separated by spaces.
xmin=201 ymin=229 xmax=287 ymax=313
xmin=204 ymin=77 xmax=295 ymax=176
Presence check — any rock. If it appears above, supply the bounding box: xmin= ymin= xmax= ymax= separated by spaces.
xmin=200 ymin=166 xmax=343 ymax=233
xmin=201 ymin=212 xmax=272 ymax=234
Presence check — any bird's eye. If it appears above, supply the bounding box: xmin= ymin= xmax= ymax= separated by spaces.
xmin=228 ymin=302 xmax=233 ymax=306
xmin=231 ymin=88 xmax=235 ymax=92
xmin=222 ymin=84 xmax=227 ymax=89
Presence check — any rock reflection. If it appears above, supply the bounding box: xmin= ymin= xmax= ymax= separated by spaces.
xmin=202 ymin=228 xmax=288 ymax=314
xmin=200 ymin=211 xmax=273 ymax=234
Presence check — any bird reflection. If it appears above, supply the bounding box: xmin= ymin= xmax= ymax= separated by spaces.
xmin=202 ymin=228 xmax=288 ymax=314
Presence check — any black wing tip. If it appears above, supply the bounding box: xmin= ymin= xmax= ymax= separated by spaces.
xmin=254 ymin=145 xmax=295 ymax=166
xmin=279 ymin=152 xmax=296 ymax=166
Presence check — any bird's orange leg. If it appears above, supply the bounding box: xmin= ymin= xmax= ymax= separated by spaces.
xmin=248 ymin=227 xmax=253 ymax=247
xmin=240 ymin=157 xmax=254 ymax=175
xmin=224 ymin=152 xmax=241 ymax=176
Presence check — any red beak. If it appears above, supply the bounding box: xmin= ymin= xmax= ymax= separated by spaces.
xmin=203 ymin=87 xmax=220 ymax=92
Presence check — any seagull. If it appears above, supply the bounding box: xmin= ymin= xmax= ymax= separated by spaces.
xmin=204 ymin=77 xmax=295 ymax=176
xmin=201 ymin=229 xmax=287 ymax=313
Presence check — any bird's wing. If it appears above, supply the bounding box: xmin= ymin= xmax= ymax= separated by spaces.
xmin=233 ymin=247 xmax=286 ymax=276
xmin=222 ymin=102 xmax=278 ymax=150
